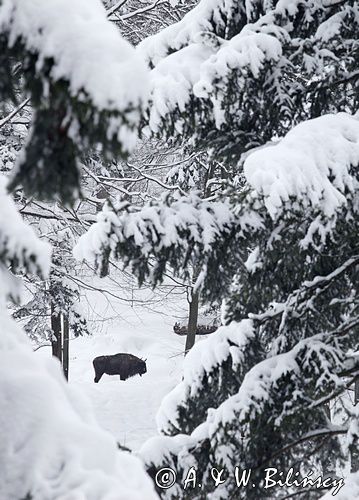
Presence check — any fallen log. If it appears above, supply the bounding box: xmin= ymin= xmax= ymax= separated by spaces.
xmin=173 ymin=322 xmax=218 ymax=336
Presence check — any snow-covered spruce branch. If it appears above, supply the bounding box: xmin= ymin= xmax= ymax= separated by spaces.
xmin=141 ymin=319 xmax=355 ymax=497
xmin=73 ymin=192 xmax=235 ymax=282
xmin=255 ymin=426 xmax=348 ymax=470
xmin=74 ymin=113 xmax=359 ymax=294
xmin=139 ymin=0 xmax=358 ymax=158
xmin=249 ymin=256 xmax=359 ymax=325
xmin=0 ymin=0 xmax=149 ymax=203
xmin=208 ymin=337 xmax=345 ymax=426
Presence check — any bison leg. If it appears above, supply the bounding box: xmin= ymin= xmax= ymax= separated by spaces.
xmin=93 ymin=357 xmax=106 ymax=383
xmin=94 ymin=371 xmax=104 ymax=383
xmin=120 ymin=374 xmax=127 ymax=381
xmin=94 ymin=367 xmax=105 ymax=383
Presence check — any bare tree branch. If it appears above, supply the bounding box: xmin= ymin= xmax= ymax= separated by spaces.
xmin=0 ymin=97 xmax=30 ymax=129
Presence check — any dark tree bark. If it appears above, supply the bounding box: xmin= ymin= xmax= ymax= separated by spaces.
xmin=351 ymin=378 xmax=359 ymax=472
xmin=51 ymin=301 xmax=70 ymax=381
xmin=51 ymin=302 xmax=62 ymax=363
xmin=63 ymin=315 xmax=69 ymax=381
xmin=185 ymin=287 xmax=199 ymax=354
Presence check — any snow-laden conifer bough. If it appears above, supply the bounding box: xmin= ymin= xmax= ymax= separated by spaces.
xmin=0 ymin=0 xmax=157 ymax=499
xmin=0 ymin=0 xmax=149 ymax=204
xmin=75 ymin=111 xmax=359 ymax=499
xmin=138 ymin=0 xmax=358 ymax=160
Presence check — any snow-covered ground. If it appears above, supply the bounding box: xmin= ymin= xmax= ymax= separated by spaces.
xmin=36 ymin=274 xmax=190 ymax=451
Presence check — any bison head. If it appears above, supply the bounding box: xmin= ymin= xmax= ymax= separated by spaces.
xmin=139 ymin=358 xmax=147 ymax=376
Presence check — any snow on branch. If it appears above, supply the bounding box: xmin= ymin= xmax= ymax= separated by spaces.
xmin=73 ymin=192 xmax=235 ymax=282
xmin=157 ymin=318 xmax=352 ymax=448
xmin=138 ymin=0 xmax=223 ymax=65
xmin=139 ymin=0 xmax=357 ymax=157
xmin=249 ymin=255 xmax=359 ymax=326
xmin=141 ymin=15 xmax=284 ymax=133
xmin=0 ymin=0 xmax=149 ymax=202
xmin=156 ymin=320 xmax=257 ymax=435
xmin=244 ymin=113 xmax=359 ymax=220
xmin=0 ymin=175 xmax=51 ymax=279
xmin=139 ymin=318 xmax=355 ymax=496
xmin=75 ymin=113 xmax=359 ymax=289
xmin=0 ymin=0 xmax=148 ymax=116
xmin=207 ymin=333 xmax=346 ymax=436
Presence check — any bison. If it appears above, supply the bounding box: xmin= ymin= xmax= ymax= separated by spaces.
xmin=93 ymin=353 xmax=147 ymax=383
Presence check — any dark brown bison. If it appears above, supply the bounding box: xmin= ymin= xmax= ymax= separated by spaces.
xmin=93 ymin=353 xmax=147 ymax=383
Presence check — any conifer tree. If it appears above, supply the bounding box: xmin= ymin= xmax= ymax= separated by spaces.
xmin=139 ymin=0 xmax=358 ymax=160
xmin=0 ymin=0 xmax=148 ymax=204
xmin=0 ymin=1 xmax=156 ymax=498
xmin=75 ymin=1 xmax=359 ymax=497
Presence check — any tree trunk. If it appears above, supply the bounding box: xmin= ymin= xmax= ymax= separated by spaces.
xmin=51 ymin=302 xmax=62 ymax=363
xmin=351 ymin=378 xmax=359 ymax=472
xmin=355 ymin=378 xmax=359 ymax=405
xmin=63 ymin=314 xmax=69 ymax=381
xmin=185 ymin=287 xmax=199 ymax=354
xmin=322 ymin=403 xmax=337 ymax=477
xmin=351 ymin=446 xmax=359 ymax=473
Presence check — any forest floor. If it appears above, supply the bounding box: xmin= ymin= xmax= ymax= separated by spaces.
xmin=58 ymin=275 xmax=189 ymax=451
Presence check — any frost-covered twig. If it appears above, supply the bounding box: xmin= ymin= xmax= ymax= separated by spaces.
xmin=0 ymin=97 xmax=30 ymax=129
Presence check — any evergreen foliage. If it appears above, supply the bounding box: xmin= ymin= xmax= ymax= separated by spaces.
xmin=0 ymin=0 xmax=148 ymax=203
xmin=135 ymin=113 xmax=359 ymax=498
xmin=79 ymin=111 xmax=359 ymax=498
xmin=0 ymin=2 xmax=156 ymax=498
xmin=140 ymin=0 xmax=358 ymax=160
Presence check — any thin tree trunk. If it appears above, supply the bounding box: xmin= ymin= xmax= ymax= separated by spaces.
xmin=352 ymin=446 xmax=359 ymax=473
xmin=352 ymin=379 xmax=359 ymax=472
xmin=51 ymin=302 xmax=62 ymax=363
xmin=184 ymin=158 xmax=216 ymax=355
xmin=63 ymin=314 xmax=69 ymax=381
xmin=322 ymin=403 xmax=336 ymax=477
xmin=185 ymin=287 xmax=199 ymax=354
